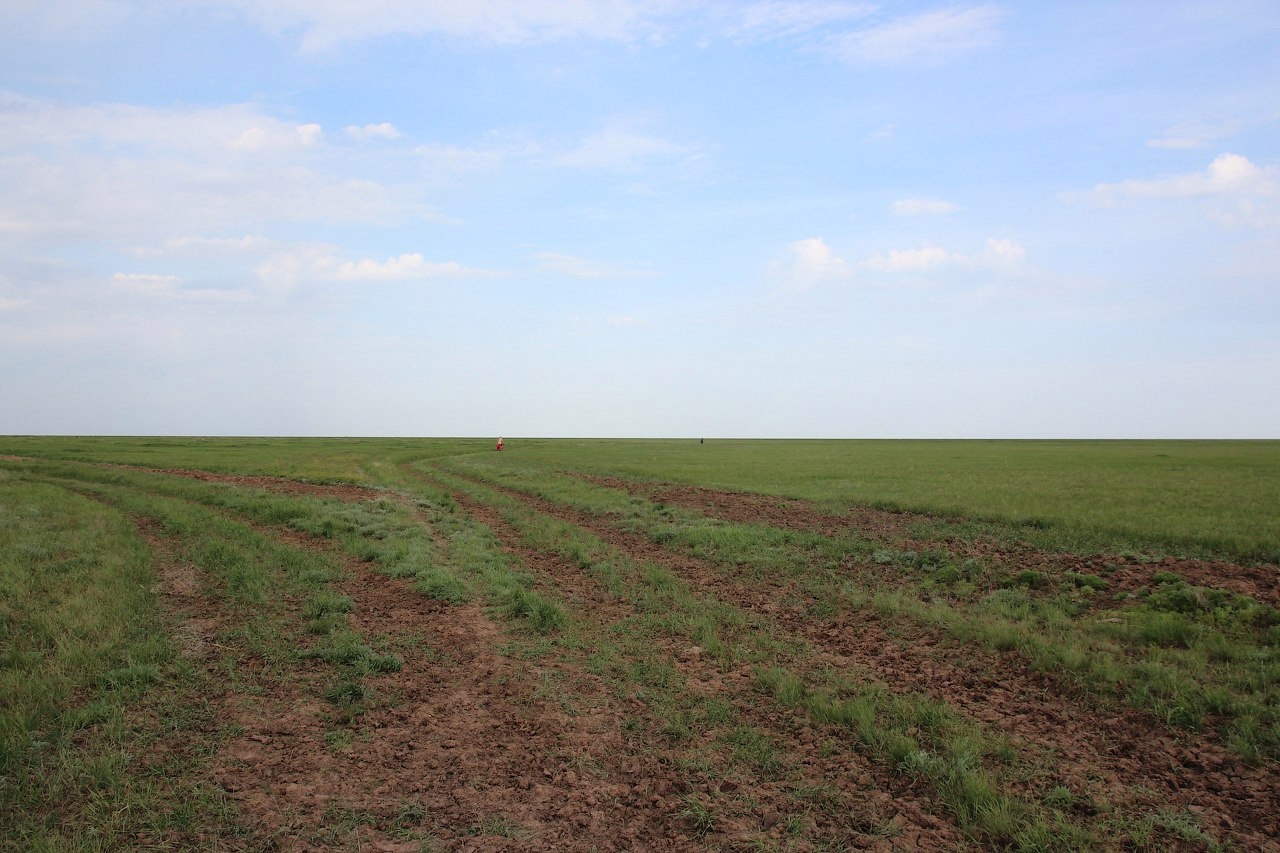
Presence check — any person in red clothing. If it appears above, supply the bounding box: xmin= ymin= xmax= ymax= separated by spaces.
xmin=496 ymin=436 xmax=504 ymax=451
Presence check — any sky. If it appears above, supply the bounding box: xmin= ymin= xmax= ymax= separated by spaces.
xmin=1 ymin=1 xmax=1278 ymax=438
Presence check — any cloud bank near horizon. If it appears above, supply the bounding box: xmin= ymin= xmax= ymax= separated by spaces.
xmin=2 ymin=1 xmax=1278 ymax=437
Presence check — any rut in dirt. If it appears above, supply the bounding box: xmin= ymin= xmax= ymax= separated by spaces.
xmin=410 ymin=467 xmax=969 ymax=851
xmin=144 ymin=486 xmax=724 ymax=850
xmin=143 ymin=462 xmax=948 ymax=850
xmin=586 ymin=475 xmax=1280 ymax=610
xmin=449 ymin=467 xmax=1280 ymax=851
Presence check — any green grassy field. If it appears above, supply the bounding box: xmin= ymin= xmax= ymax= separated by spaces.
xmin=2 ymin=437 xmax=1277 ymax=850
xmin=4 ymin=436 xmax=1277 ymax=560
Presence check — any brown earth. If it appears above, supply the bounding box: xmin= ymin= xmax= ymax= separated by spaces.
xmin=438 ymin=483 xmax=964 ymax=850
xmin=461 ymin=472 xmax=1280 ymax=851
xmin=119 ymin=464 xmax=1280 ymax=850
xmin=153 ymin=467 xmax=386 ymax=503
xmin=131 ymin=471 xmax=920 ymax=850
xmin=137 ymin=511 xmax=711 ymax=850
xmin=584 ymin=476 xmax=1280 ymax=612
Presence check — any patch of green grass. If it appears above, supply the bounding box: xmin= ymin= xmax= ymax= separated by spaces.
xmin=499 ymin=587 xmax=565 ymax=633
xmin=0 ymin=478 xmax=250 ymax=847
xmin=1064 ymin=571 xmax=1109 ymax=591
xmin=679 ymin=795 xmax=717 ymax=837
xmin=8 ymin=437 xmax=1278 ymax=560
xmin=303 ymin=633 xmax=403 ymax=674
xmin=755 ymin=667 xmax=806 ymax=707
xmin=303 ymin=590 xmax=354 ymax=620
xmin=724 ymin=726 xmax=784 ymax=778
xmin=414 ymin=566 xmax=471 ymax=603
xmin=754 ymin=665 xmax=1090 ymax=849
xmin=1115 ymin=807 xmax=1227 ymax=852
xmin=449 ymin=438 xmax=1280 ymax=562
xmin=472 ymin=814 xmax=522 ymax=838
xmin=6 ymin=438 xmax=1277 ymax=849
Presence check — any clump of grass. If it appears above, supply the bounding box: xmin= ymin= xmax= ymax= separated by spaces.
xmin=1120 ymin=807 xmax=1226 ymax=851
xmin=1133 ymin=611 xmax=1198 ymax=648
xmin=499 ymin=587 xmax=565 ymax=633
xmin=679 ymin=795 xmax=717 ymax=837
xmin=414 ymin=566 xmax=470 ymax=603
xmin=302 ymin=632 xmax=402 ymax=674
xmin=303 ymin=591 xmax=354 ymax=620
xmin=324 ymin=678 xmax=370 ymax=708
xmin=96 ymin=662 xmax=162 ymax=691
xmin=725 ymin=726 xmax=783 ymax=777
xmin=1064 ymin=572 xmax=1109 ymax=591
xmin=755 ymin=666 xmax=806 ymax=707
xmin=1043 ymin=785 xmax=1075 ymax=811
xmin=1008 ymin=570 xmax=1048 ymax=589
xmin=753 ymin=664 xmax=1082 ymax=848
xmin=474 ymin=815 xmax=521 ymax=838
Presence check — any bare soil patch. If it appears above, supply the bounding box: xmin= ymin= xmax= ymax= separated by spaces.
xmin=155 ymin=467 xmax=384 ymax=502
xmin=488 ymin=474 xmax=1280 ymax=850
xmin=587 ymin=476 xmax=1280 ymax=610
xmin=440 ymin=482 xmax=966 ymax=851
xmin=208 ymin=528 xmax=711 ymax=850
xmin=96 ymin=463 xmax=1280 ymax=850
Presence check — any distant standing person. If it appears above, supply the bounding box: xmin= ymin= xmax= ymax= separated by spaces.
xmin=496 ymin=436 xmax=504 ymax=452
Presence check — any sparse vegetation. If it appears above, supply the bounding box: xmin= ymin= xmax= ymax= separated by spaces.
xmin=1 ymin=437 xmax=1275 ymax=851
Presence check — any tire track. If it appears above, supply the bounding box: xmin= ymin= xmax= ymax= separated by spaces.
xmin=591 ymin=476 xmax=1280 ymax=610
xmin=120 ymin=476 xmax=699 ymax=851
xmin=419 ymin=468 xmax=975 ymax=850
xmin=460 ymin=469 xmax=1280 ymax=851
xmin=211 ymin=510 xmax=710 ymax=850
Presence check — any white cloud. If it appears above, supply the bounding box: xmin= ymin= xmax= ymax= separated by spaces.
xmin=730 ymin=1 xmax=875 ymax=42
xmin=1072 ymin=153 xmax=1277 ymax=207
xmin=334 ymin=252 xmax=466 ymax=281
xmin=546 ymin=123 xmax=692 ymax=171
xmin=863 ymin=239 xmax=1024 ymax=273
xmin=297 ymin=123 xmax=323 ymax=146
xmin=775 ymin=237 xmax=852 ymax=288
xmin=253 ymin=245 xmax=340 ymax=289
xmin=219 ymin=0 xmax=669 ymax=53
xmin=133 ymin=234 xmax=275 ymax=257
xmin=1146 ymin=137 xmax=1206 ymax=150
xmin=252 ymin=247 xmax=473 ymax=287
xmin=833 ymin=5 xmax=1002 ymax=65
xmin=864 ymin=245 xmax=950 ymax=272
xmin=112 ymin=272 xmax=183 ymax=288
xmin=867 ymin=123 xmax=896 ymax=142
xmin=776 ymin=236 xmax=1028 ymax=287
xmin=1144 ymin=115 xmax=1266 ymax=151
xmin=1210 ymin=199 xmax=1280 ymax=229
xmin=110 ymin=271 xmax=248 ymax=301
xmin=978 ymin=237 xmax=1025 ymax=269
xmin=344 ymin=122 xmax=402 ymax=141
xmin=0 ymin=95 xmax=421 ymax=243
xmin=891 ymin=197 xmax=958 ymax=216
xmin=534 ymin=252 xmax=649 ymax=279
xmin=0 ymin=93 xmax=310 ymax=156
xmin=231 ymin=126 xmax=267 ymax=151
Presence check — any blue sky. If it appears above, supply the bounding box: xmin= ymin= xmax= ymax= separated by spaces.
xmin=2 ymin=1 xmax=1278 ymax=438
